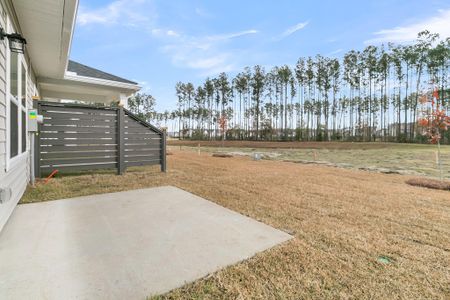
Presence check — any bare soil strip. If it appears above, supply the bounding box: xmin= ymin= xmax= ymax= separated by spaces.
xmin=168 ymin=140 xmax=396 ymax=149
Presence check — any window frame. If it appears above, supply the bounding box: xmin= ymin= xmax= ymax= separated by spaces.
xmin=5 ymin=17 xmax=28 ymax=172
xmin=20 ymin=57 xmax=27 ymax=153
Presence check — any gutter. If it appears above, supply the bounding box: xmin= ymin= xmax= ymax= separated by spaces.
xmin=63 ymin=74 xmax=142 ymax=91
xmin=59 ymin=0 xmax=79 ymax=77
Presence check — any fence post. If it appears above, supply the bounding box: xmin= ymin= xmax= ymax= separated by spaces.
xmin=117 ymin=106 xmax=125 ymax=175
xmin=161 ymin=130 xmax=167 ymax=172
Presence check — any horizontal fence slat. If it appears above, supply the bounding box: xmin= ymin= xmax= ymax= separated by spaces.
xmin=41 ymin=106 xmax=117 ymax=115
xmin=41 ymin=151 xmax=117 ymax=159
xmin=125 ymin=160 xmax=160 ymax=167
xmin=40 ymin=132 xmax=116 ymax=139
xmin=41 ymin=125 xmax=117 ymax=133
xmin=40 ymin=145 xmax=118 ymax=151
xmin=41 ymin=157 xmax=117 ymax=166
xmin=40 ymin=139 xmax=117 ymax=146
xmin=124 ymin=128 xmax=160 ymax=135
xmin=124 ymin=115 xmax=144 ymax=121
xmin=124 ymin=126 xmax=152 ymax=131
xmin=42 ymin=107 xmax=117 ymax=114
xmin=124 ymin=143 xmax=161 ymax=147
xmin=124 ymin=142 xmax=161 ymax=147
xmin=124 ymin=146 xmax=161 ymax=151
xmin=41 ymin=136 xmax=118 ymax=141
xmin=123 ymin=123 xmax=152 ymax=129
xmin=40 ymin=163 xmax=117 ymax=173
xmin=43 ymin=116 xmax=116 ymax=123
xmin=124 ymin=132 xmax=160 ymax=137
xmin=124 ymin=115 xmax=151 ymax=123
xmin=43 ymin=112 xmax=117 ymax=121
xmin=124 ymin=117 xmax=146 ymax=123
xmin=124 ymin=110 xmax=163 ymax=134
xmin=124 ymin=135 xmax=161 ymax=141
xmin=124 ymin=139 xmax=161 ymax=143
xmin=125 ymin=153 xmax=160 ymax=159
xmin=44 ymin=118 xmax=117 ymax=126
xmin=125 ymin=148 xmax=161 ymax=155
xmin=123 ymin=144 xmax=161 ymax=150
xmin=124 ymin=143 xmax=161 ymax=149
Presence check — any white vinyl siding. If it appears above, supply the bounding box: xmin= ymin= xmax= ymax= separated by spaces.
xmin=0 ymin=2 xmax=6 ymax=174
xmin=0 ymin=0 xmax=37 ymax=231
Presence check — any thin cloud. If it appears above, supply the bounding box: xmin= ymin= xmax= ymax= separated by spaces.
xmin=365 ymin=9 xmax=450 ymax=44
xmin=77 ymin=1 xmax=256 ymax=76
xmin=195 ymin=7 xmax=214 ymax=18
xmin=158 ymin=29 xmax=257 ymax=75
xmin=77 ymin=0 xmax=154 ymax=27
xmin=327 ymin=49 xmax=343 ymax=56
xmin=166 ymin=30 xmax=180 ymax=37
xmin=135 ymin=81 xmax=152 ymax=93
xmin=162 ymin=42 xmax=237 ymax=76
xmin=208 ymin=29 xmax=259 ymax=41
xmin=280 ymin=21 xmax=309 ymax=39
xmin=327 ymin=38 xmax=338 ymax=43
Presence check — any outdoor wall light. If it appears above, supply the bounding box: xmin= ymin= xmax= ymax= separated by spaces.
xmin=0 ymin=28 xmax=26 ymax=54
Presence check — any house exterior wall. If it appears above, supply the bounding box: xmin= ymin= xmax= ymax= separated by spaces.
xmin=0 ymin=0 xmax=38 ymax=231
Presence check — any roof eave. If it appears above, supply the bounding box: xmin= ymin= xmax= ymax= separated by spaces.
xmin=58 ymin=0 xmax=79 ymax=78
xmin=11 ymin=0 xmax=79 ymax=79
xmin=63 ymin=73 xmax=141 ymax=91
xmin=38 ymin=76 xmax=141 ymax=104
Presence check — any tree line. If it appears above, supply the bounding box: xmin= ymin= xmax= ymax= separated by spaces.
xmin=143 ymin=31 xmax=450 ymax=143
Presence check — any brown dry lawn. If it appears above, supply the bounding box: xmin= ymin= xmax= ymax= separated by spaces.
xmin=22 ymin=150 xmax=450 ymax=299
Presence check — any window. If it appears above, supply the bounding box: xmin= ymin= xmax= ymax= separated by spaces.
xmin=10 ymin=52 xmax=17 ymax=98
xmin=21 ymin=64 xmax=27 ymax=153
xmin=9 ymin=52 xmax=18 ymax=158
xmin=21 ymin=64 xmax=26 ymax=106
xmin=7 ymin=27 xmax=27 ymax=161
xmin=21 ymin=110 xmax=26 ymax=152
xmin=9 ymin=100 xmax=18 ymax=157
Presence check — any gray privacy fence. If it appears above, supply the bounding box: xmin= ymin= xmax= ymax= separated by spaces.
xmin=35 ymin=101 xmax=166 ymax=176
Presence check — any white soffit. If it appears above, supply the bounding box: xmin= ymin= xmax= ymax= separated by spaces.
xmin=39 ymin=77 xmax=139 ymax=103
xmin=12 ymin=0 xmax=78 ymax=78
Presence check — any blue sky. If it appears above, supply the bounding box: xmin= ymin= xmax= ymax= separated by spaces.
xmin=70 ymin=0 xmax=450 ymax=111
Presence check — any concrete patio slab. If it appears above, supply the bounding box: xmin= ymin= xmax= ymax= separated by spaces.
xmin=0 ymin=186 xmax=292 ymax=299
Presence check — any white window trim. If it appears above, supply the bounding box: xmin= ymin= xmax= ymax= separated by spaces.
xmin=5 ymin=16 xmax=28 ymax=172
xmin=20 ymin=55 xmax=28 ymax=152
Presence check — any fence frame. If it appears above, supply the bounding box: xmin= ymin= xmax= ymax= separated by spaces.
xmin=36 ymin=101 xmax=166 ymax=177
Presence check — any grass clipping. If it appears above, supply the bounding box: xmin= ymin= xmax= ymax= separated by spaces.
xmin=406 ymin=178 xmax=450 ymax=191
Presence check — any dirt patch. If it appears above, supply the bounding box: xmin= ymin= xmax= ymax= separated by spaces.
xmin=406 ymin=178 xmax=450 ymax=191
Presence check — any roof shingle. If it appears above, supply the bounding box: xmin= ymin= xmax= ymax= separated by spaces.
xmin=67 ymin=60 xmax=138 ymax=85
